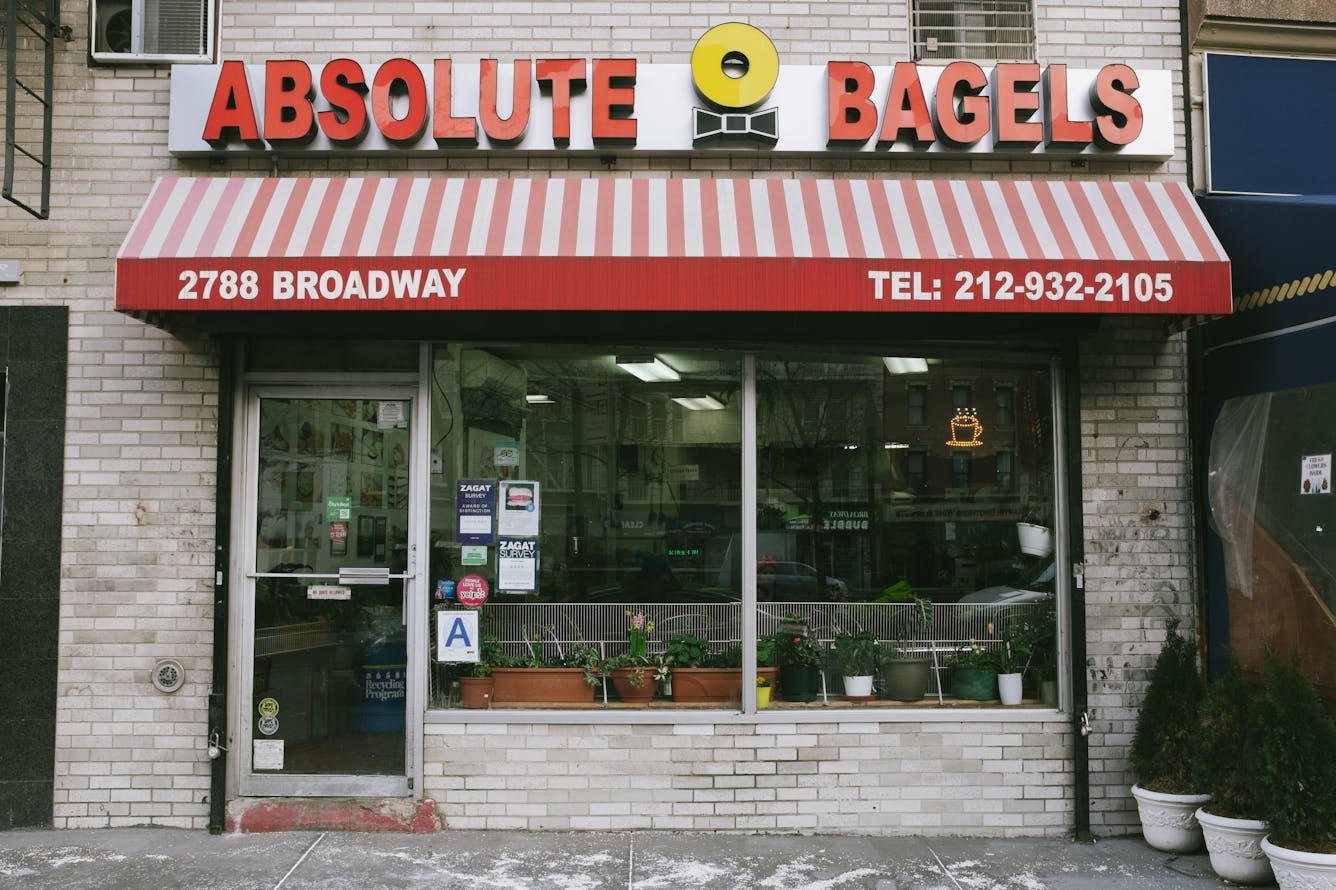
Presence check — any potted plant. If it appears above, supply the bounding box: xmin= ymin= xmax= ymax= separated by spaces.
xmin=757 ymin=632 xmax=779 ymax=691
xmin=1129 ymin=619 xmax=1209 ymax=853
xmin=605 ymin=611 xmax=668 ymax=704
xmin=832 ymin=632 xmax=880 ymax=699
xmin=776 ymin=615 xmax=824 ymax=702
xmin=668 ymin=634 xmax=743 ymax=704
xmin=878 ymin=583 xmax=934 ymax=702
xmin=949 ymin=643 xmax=999 ymax=701
xmin=490 ymin=626 xmax=603 ymax=704
xmin=1254 ymin=650 xmax=1336 ymax=889
xmin=458 ymin=630 xmax=504 ymax=709
xmin=1190 ymin=654 xmax=1272 ymax=885
xmin=755 ymin=674 xmax=773 ymax=709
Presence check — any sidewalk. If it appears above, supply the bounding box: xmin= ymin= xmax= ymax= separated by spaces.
xmin=0 ymin=828 xmax=1234 ymax=890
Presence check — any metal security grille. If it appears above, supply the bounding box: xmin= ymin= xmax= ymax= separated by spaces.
xmin=3 ymin=0 xmax=62 ymax=219
xmin=912 ymin=0 xmax=1035 ymax=62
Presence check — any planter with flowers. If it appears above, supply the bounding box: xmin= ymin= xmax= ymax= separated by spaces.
xmin=667 ymin=633 xmax=743 ymax=704
xmin=606 ymin=611 xmax=668 ymax=704
xmin=458 ymin=629 xmax=505 ymax=709
xmin=776 ymin=615 xmax=824 ymax=702
xmin=755 ymin=674 xmax=772 ymax=709
xmin=490 ymin=626 xmax=603 ymax=705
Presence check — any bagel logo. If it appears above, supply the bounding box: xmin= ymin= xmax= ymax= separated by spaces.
xmin=690 ymin=23 xmax=779 ymax=145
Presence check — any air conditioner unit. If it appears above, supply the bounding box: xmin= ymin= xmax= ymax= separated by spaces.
xmin=94 ymin=0 xmax=133 ymax=54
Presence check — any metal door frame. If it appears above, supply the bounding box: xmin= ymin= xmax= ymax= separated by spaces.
xmin=230 ymin=378 xmax=427 ymax=799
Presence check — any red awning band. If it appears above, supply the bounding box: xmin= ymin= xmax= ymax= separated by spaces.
xmin=115 ymin=176 xmax=1231 ymax=315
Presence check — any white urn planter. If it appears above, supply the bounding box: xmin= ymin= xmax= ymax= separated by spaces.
xmin=1130 ymin=785 xmax=1211 ymax=853
xmin=1195 ymin=809 xmax=1273 ymax=885
xmin=1261 ymin=837 xmax=1336 ymax=890
xmin=998 ymin=672 xmax=1023 ymax=705
xmin=842 ymin=675 xmax=874 ymax=697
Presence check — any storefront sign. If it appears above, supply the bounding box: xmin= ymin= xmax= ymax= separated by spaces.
xmin=460 ymin=545 xmax=487 ymax=567
xmin=168 ymin=25 xmax=1171 ymax=159
xmin=456 ymin=574 xmax=490 ymax=607
xmin=325 ymin=496 xmax=352 ymax=521
xmin=497 ymin=537 xmax=539 ymax=593
xmin=436 ymin=610 xmax=481 ymax=662
xmin=1301 ymin=454 xmax=1331 ymax=494
xmin=456 ymin=479 xmax=496 ymax=544
xmin=497 ymin=481 xmax=541 ymax=537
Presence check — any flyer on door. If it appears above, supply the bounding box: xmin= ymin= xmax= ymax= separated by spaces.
xmin=497 ymin=480 xmax=540 ymax=537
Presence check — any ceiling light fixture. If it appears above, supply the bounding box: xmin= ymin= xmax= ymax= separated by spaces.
xmin=671 ymin=395 xmax=725 ymax=411
xmin=525 ymin=394 xmax=556 ymax=405
xmin=615 ymin=355 xmax=680 ymax=382
xmin=882 ymin=356 xmax=929 ymax=375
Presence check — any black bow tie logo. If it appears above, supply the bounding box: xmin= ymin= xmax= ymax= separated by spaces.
xmin=693 ymin=107 xmax=779 ymax=145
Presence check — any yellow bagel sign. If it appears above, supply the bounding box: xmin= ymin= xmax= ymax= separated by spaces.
xmin=690 ymin=22 xmax=779 ymax=110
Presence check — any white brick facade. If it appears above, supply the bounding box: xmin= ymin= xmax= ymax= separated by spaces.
xmin=2 ymin=0 xmax=1197 ymax=832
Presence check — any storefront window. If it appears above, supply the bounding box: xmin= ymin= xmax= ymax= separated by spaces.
xmin=427 ymin=346 xmax=743 ymax=707
xmin=427 ymin=346 xmax=1058 ymax=711
xmin=754 ymin=355 xmax=1056 ymax=707
xmin=1208 ymin=388 xmax=1336 ymax=710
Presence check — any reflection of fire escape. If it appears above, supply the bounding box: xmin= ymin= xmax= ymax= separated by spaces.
xmin=3 ymin=0 xmax=66 ymax=219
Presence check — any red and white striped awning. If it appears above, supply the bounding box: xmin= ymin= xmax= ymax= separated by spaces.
xmin=116 ymin=176 xmax=1230 ymax=314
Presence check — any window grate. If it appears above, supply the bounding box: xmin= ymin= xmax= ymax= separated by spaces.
xmin=912 ymin=0 xmax=1035 ymax=62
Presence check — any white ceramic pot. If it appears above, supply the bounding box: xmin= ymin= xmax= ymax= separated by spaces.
xmin=843 ymin=675 xmax=874 ymax=697
xmin=1261 ymin=836 xmax=1336 ymax=890
xmin=1130 ymin=785 xmax=1211 ymax=853
xmin=998 ymin=672 xmax=1023 ymax=705
xmin=1196 ymin=808 xmax=1273 ymax=885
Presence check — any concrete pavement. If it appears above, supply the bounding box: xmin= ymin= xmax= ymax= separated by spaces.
xmin=0 ymin=828 xmax=1236 ymax=890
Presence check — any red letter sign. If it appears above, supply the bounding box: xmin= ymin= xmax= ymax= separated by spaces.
xmin=202 ymin=60 xmax=261 ymax=145
xmin=592 ymin=58 xmax=637 ymax=143
xmin=318 ymin=59 xmax=369 ymax=144
xmin=1093 ymin=64 xmax=1143 ymax=148
xmin=827 ymin=61 xmax=877 ymax=145
xmin=935 ymin=62 xmax=989 ymax=147
xmin=480 ymin=59 xmax=532 ymax=144
xmin=878 ymin=62 xmax=935 ymax=147
xmin=993 ymin=63 xmax=1042 ymax=148
xmin=372 ymin=58 xmax=429 ymax=144
xmin=433 ymin=60 xmax=478 ymax=145
xmin=536 ymin=59 xmax=587 ymax=145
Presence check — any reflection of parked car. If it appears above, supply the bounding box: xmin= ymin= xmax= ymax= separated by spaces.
xmin=956 ymin=561 xmax=1055 ymax=606
xmin=757 ymin=561 xmax=848 ymax=600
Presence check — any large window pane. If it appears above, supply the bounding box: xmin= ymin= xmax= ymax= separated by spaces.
xmin=428 ymin=346 xmax=743 ymax=708
xmin=756 ymin=354 xmax=1056 ymax=707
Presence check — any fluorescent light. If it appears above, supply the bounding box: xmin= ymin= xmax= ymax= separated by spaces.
xmin=526 ymin=394 xmax=556 ymax=405
xmin=672 ymin=395 xmax=725 ymax=411
xmin=883 ymin=442 xmax=910 ymax=449
xmin=616 ymin=355 xmax=680 ymax=382
xmin=882 ymin=356 xmax=929 ymax=375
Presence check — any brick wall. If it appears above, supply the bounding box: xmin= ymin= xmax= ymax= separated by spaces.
xmin=0 ymin=0 xmax=1198 ymax=831
xmin=425 ymin=717 xmax=1071 ymax=834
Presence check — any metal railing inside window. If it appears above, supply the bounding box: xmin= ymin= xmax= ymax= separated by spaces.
xmin=912 ymin=0 xmax=1036 ymax=62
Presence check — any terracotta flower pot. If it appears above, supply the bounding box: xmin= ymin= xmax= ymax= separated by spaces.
xmin=609 ymin=667 xmax=660 ymax=703
xmin=670 ymin=667 xmax=742 ymax=703
xmin=490 ymin=667 xmax=596 ymax=704
xmin=458 ymin=676 xmax=494 ymax=709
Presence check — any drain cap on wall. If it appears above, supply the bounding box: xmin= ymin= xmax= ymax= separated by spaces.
xmin=151 ymin=659 xmax=186 ymax=694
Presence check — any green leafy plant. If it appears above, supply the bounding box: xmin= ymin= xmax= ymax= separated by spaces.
xmin=704 ymin=645 xmax=742 ymax=669
xmin=472 ymin=630 xmax=505 ymax=679
xmin=563 ymin=642 xmax=607 ymax=688
xmin=833 ymin=632 xmax=880 ymax=676
xmin=756 ymin=634 xmax=778 ymax=668
xmin=1189 ymin=654 xmax=1260 ymax=819
xmin=1252 ymin=649 xmax=1336 ymax=852
xmin=1129 ymin=619 xmax=1204 ymax=794
xmin=950 ymin=643 xmax=1000 ymax=671
xmin=665 ymin=633 xmax=710 ymax=668
xmin=877 ymin=581 xmax=932 ymax=657
xmin=775 ymin=616 xmax=824 ymax=668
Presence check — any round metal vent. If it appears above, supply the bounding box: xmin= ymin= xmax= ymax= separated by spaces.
xmin=151 ymin=659 xmax=186 ymax=694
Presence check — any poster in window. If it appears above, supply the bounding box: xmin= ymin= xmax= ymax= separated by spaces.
xmin=374 ymin=516 xmax=388 ymax=562
xmin=497 ymin=481 xmax=540 ymax=537
xmin=497 ymin=537 xmax=539 ymax=593
xmin=1301 ymin=454 xmax=1331 ymax=494
xmin=357 ymin=515 xmax=375 ymax=557
xmin=456 ymin=479 xmax=496 ymax=544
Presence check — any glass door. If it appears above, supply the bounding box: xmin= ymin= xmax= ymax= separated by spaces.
xmin=240 ymin=388 xmax=418 ymax=796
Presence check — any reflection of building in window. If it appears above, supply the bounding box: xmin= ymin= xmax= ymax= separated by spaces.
xmin=907 ymin=384 xmax=927 ymax=427
xmin=951 ymin=383 xmax=973 ymax=410
xmin=951 ymin=452 xmax=971 ymax=490
xmin=996 ymin=384 xmax=1015 ymax=428
xmin=907 ymin=450 xmax=926 ymax=493
xmin=995 ymin=449 xmax=1014 ymax=490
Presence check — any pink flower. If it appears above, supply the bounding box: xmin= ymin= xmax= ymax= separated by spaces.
xmin=631 ymin=611 xmax=646 ymax=631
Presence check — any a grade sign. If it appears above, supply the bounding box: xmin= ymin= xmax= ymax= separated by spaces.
xmin=436 ymin=610 xmax=480 ymax=662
